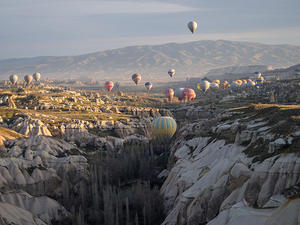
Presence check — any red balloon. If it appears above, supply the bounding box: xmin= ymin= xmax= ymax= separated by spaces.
xmin=165 ymin=89 xmax=174 ymax=101
xmin=183 ymin=88 xmax=196 ymax=101
xmin=105 ymin=81 xmax=114 ymax=91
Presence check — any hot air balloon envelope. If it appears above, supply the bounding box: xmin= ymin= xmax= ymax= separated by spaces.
xmin=105 ymin=81 xmax=114 ymax=91
xmin=174 ymin=88 xmax=185 ymax=100
xmin=198 ymin=80 xmax=210 ymax=92
xmin=165 ymin=89 xmax=174 ymax=101
xmin=33 ymin=73 xmax=41 ymax=82
xmin=231 ymin=82 xmax=239 ymax=89
xmin=132 ymin=73 xmax=142 ymax=85
xmin=145 ymin=82 xmax=152 ymax=91
xmin=24 ymin=75 xmax=33 ymax=85
xmin=210 ymin=83 xmax=219 ymax=90
xmin=188 ymin=21 xmax=197 ymax=33
xmin=184 ymin=88 xmax=196 ymax=101
xmin=9 ymin=74 xmax=18 ymax=85
xmin=152 ymin=116 xmax=177 ymax=138
xmin=168 ymin=69 xmax=175 ymax=78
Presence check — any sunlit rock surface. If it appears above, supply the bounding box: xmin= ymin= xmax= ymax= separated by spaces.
xmin=9 ymin=114 xmax=52 ymax=137
xmin=161 ymin=105 xmax=300 ymax=225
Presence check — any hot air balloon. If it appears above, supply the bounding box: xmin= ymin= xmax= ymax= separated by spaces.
xmin=174 ymin=88 xmax=185 ymax=101
xmin=254 ymin=72 xmax=262 ymax=81
xmin=184 ymin=88 xmax=196 ymax=101
xmin=257 ymin=76 xmax=265 ymax=84
xmin=210 ymin=83 xmax=219 ymax=90
xmin=231 ymin=82 xmax=239 ymax=89
xmin=9 ymin=74 xmax=18 ymax=85
xmin=236 ymin=80 xmax=243 ymax=86
xmin=145 ymin=82 xmax=152 ymax=92
xmin=24 ymin=74 xmax=33 ymax=87
xmin=198 ymin=80 xmax=210 ymax=92
xmin=132 ymin=73 xmax=142 ymax=85
xmin=212 ymin=80 xmax=220 ymax=85
xmin=221 ymin=81 xmax=229 ymax=89
xmin=188 ymin=21 xmax=197 ymax=33
xmin=247 ymin=80 xmax=256 ymax=87
xmin=165 ymin=89 xmax=174 ymax=102
xmin=33 ymin=72 xmax=41 ymax=82
xmin=168 ymin=69 xmax=175 ymax=78
xmin=152 ymin=116 xmax=177 ymax=138
xmin=105 ymin=81 xmax=114 ymax=92
xmin=241 ymin=83 xmax=248 ymax=88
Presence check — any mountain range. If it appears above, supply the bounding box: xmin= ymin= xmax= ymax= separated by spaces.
xmin=1 ymin=40 xmax=300 ymax=83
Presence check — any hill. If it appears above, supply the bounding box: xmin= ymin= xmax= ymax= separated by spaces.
xmin=1 ymin=40 xmax=300 ymax=82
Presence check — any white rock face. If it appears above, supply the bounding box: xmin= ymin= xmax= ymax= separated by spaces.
xmin=207 ymin=198 xmax=300 ymax=225
xmin=161 ymin=110 xmax=300 ymax=225
xmin=0 ymin=134 xmax=88 ymax=224
xmin=0 ymin=190 xmax=70 ymax=224
xmin=0 ymin=202 xmax=46 ymax=225
xmin=161 ymin=137 xmax=247 ymax=225
xmin=9 ymin=114 xmax=52 ymax=137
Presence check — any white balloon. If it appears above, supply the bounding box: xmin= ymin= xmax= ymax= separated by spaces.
xmin=168 ymin=69 xmax=175 ymax=78
xmin=33 ymin=72 xmax=41 ymax=82
xmin=9 ymin=74 xmax=18 ymax=85
xmin=188 ymin=21 xmax=197 ymax=33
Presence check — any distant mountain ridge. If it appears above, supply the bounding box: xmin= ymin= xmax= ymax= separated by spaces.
xmin=1 ymin=40 xmax=300 ymax=82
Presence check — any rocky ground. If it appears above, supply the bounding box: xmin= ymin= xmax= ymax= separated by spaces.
xmin=0 ymin=81 xmax=299 ymax=225
xmin=161 ymin=103 xmax=300 ymax=225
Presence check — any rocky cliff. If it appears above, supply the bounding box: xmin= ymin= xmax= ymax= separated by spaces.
xmin=161 ymin=104 xmax=300 ymax=225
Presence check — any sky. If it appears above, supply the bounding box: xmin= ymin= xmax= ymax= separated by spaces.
xmin=0 ymin=0 xmax=300 ymax=60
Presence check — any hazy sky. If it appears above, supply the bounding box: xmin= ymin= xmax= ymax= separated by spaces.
xmin=1 ymin=0 xmax=300 ymax=60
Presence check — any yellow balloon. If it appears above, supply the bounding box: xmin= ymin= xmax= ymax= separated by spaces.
xmin=212 ymin=80 xmax=220 ymax=84
xmin=152 ymin=116 xmax=177 ymax=138
xmin=197 ymin=83 xmax=202 ymax=91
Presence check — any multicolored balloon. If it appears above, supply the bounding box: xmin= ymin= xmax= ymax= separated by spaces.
xmin=184 ymin=88 xmax=196 ymax=101
xmin=231 ymin=82 xmax=239 ymax=89
xmin=152 ymin=116 xmax=177 ymax=138
xmin=247 ymin=80 xmax=256 ymax=87
xmin=254 ymin=72 xmax=262 ymax=79
xmin=221 ymin=81 xmax=229 ymax=89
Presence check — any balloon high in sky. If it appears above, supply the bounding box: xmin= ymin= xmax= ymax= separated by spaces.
xmin=168 ymin=69 xmax=175 ymax=78
xmin=188 ymin=21 xmax=197 ymax=33
xmin=1 ymin=0 xmax=299 ymax=59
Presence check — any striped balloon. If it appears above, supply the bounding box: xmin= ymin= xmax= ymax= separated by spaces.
xmin=151 ymin=116 xmax=177 ymax=138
